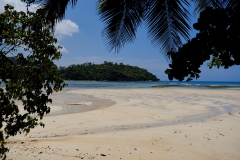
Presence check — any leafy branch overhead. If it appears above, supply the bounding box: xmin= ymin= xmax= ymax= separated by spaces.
xmin=0 ymin=5 xmax=66 ymax=159
xmin=166 ymin=3 xmax=240 ymax=81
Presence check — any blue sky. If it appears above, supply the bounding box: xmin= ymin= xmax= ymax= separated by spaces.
xmin=1 ymin=0 xmax=240 ymax=81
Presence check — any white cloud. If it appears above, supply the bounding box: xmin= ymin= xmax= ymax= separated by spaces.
xmin=55 ymin=20 xmax=79 ymax=41
xmin=1 ymin=1 xmax=79 ymax=54
xmin=54 ymin=20 xmax=79 ymax=53
xmin=0 ymin=0 xmax=38 ymax=13
xmin=59 ymin=46 xmax=69 ymax=54
xmin=55 ymin=43 xmax=69 ymax=54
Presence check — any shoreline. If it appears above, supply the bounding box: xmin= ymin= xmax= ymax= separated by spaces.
xmin=6 ymin=88 xmax=240 ymax=160
xmin=152 ymin=84 xmax=240 ymax=89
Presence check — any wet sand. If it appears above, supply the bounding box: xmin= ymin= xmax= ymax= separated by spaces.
xmin=6 ymin=88 xmax=240 ymax=160
xmin=48 ymin=91 xmax=115 ymax=116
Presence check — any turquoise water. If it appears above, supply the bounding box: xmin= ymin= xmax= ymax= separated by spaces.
xmin=64 ymin=81 xmax=240 ymax=89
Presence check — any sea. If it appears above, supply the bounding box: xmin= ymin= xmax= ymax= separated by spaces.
xmin=1 ymin=80 xmax=239 ymax=89
xmin=64 ymin=81 xmax=240 ymax=89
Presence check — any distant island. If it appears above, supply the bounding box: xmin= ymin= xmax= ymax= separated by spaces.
xmin=58 ymin=61 xmax=160 ymax=81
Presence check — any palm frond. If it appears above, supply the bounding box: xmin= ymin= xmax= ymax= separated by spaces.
xmin=23 ymin=0 xmax=77 ymax=25
xmin=192 ymin=0 xmax=229 ymax=13
xmin=145 ymin=0 xmax=191 ymax=56
xmin=225 ymin=0 xmax=239 ymax=9
xmin=39 ymin=0 xmax=71 ymax=26
xmin=99 ymin=0 xmax=144 ymax=52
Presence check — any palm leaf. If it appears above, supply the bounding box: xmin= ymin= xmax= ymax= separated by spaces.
xmin=31 ymin=0 xmax=77 ymax=27
xmin=99 ymin=0 xmax=145 ymax=52
xmin=225 ymin=0 xmax=239 ymax=9
xmin=42 ymin=0 xmax=70 ymax=24
xmin=24 ymin=0 xmax=234 ymax=55
xmin=192 ymin=0 xmax=229 ymax=12
xmin=145 ymin=0 xmax=191 ymax=56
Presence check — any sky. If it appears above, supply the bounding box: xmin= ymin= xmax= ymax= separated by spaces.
xmin=1 ymin=0 xmax=239 ymax=81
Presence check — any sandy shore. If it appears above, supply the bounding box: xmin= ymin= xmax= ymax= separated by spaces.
xmin=6 ymin=88 xmax=240 ymax=160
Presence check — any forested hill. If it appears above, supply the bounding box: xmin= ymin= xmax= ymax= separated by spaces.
xmin=58 ymin=61 xmax=160 ymax=81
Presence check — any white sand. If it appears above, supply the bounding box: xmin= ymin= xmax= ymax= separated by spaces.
xmin=6 ymin=88 xmax=240 ymax=160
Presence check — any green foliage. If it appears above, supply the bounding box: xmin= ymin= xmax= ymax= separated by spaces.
xmin=0 ymin=5 xmax=66 ymax=158
xmin=166 ymin=4 xmax=240 ymax=81
xmin=58 ymin=61 xmax=160 ymax=81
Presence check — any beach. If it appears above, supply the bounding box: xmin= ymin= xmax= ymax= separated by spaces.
xmin=6 ymin=88 xmax=240 ymax=160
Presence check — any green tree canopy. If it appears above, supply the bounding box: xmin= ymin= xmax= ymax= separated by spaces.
xmin=0 ymin=5 xmax=66 ymax=159
xmin=58 ymin=62 xmax=160 ymax=81
xmin=165 ymin=3 xmax=240 ymax=81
